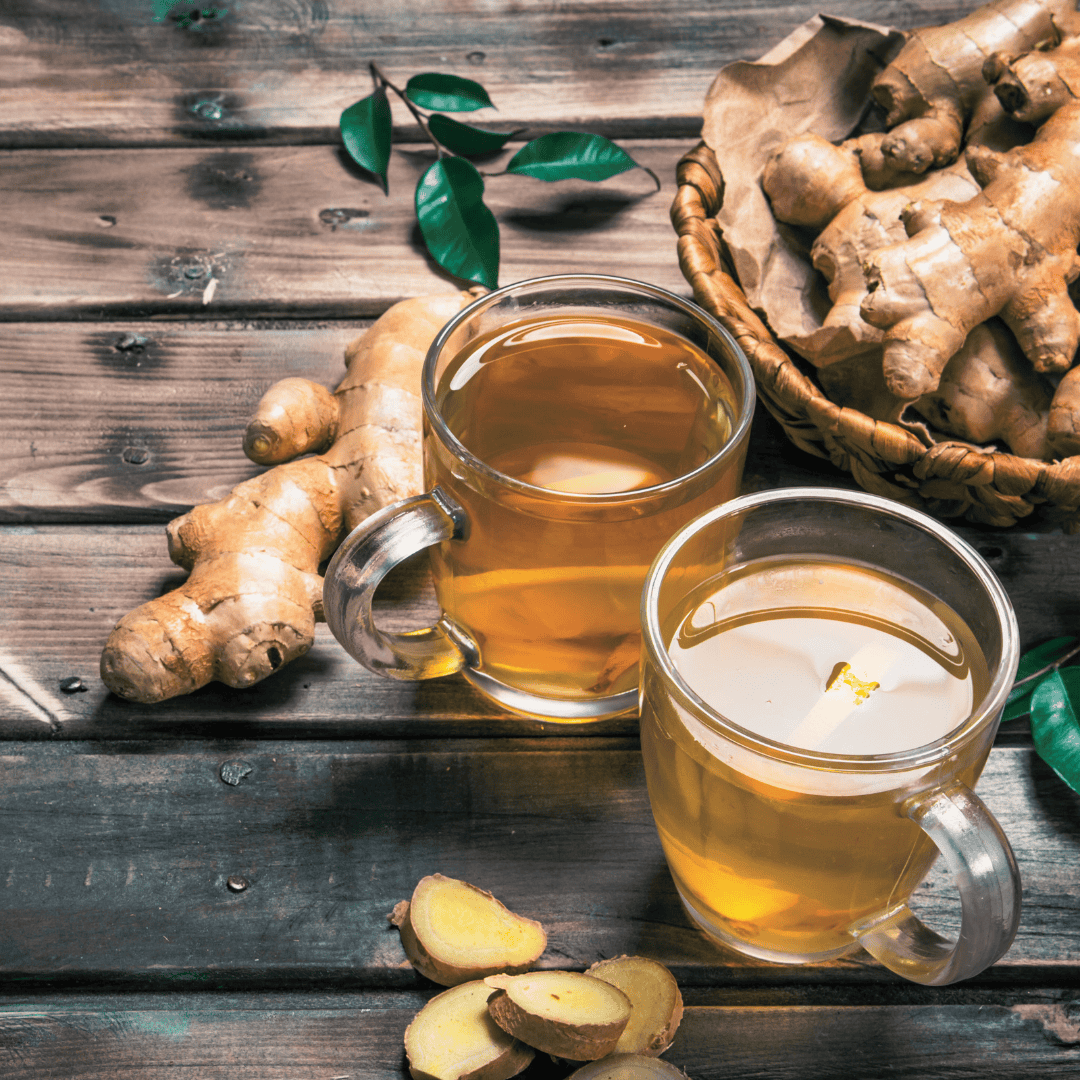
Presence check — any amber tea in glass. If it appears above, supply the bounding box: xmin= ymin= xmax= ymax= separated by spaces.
xmin=639 ymin=488 xmax=1022 ymax=985
xmin=323 ymin=275 xmax=755 ymax=722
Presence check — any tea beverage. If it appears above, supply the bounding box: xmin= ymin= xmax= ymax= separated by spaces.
xmin=323 ymin=275 xmax=755 ymax=724
xmin=426 ymin=313 xmax=741 ymax=704
xmin=639 ymin=489 xmax=1021 ymax=980
xmin=642 ymin=556 xmax=989 ymax=959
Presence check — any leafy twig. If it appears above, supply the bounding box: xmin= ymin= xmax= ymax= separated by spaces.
xmin=338 ymin=68 xmax=660 ymax=290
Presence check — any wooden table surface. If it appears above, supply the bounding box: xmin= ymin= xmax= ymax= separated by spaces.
xmin=2 ymin=1 xmax=1079 ymax=1077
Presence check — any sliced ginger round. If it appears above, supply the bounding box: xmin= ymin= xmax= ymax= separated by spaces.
xmin=405 ymin=980 xmax=535 ymax=1080
xmin=390 ymin=874 xmax=547 ymax=986
xmin=567 ymin=1054 xmax=689 ymax=1079
xmin=484 ymin=970 xmax=632 ymax=1061
xmin=585 ymin=956 xmax=684 ymax=1056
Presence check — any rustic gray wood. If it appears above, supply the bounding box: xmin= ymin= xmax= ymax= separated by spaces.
xmin=0 ymin=993 xmax=1078 ymax=1078
xmin=0 ymin=742 xmax=1074 ymax=983
xmin=5 ymin=0 xmax=1080 ymax=1073
xmin=0 ymin=142 xmax=687 ymax=319
xmin=0 ymin=1 xmax=974 ymax=148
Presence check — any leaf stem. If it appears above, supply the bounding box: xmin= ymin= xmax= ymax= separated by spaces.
xmin=1012 ymin=640 xmax=1080 ymax=689
xmin=370 ymin=61 xmax=443 ymax=159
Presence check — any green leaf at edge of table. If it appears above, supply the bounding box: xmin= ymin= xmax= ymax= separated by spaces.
xmin=340 ymin=89 xmax=393 ymax=193
xmin=428 ymin=114 xmax=523 ymax=156
xmin=406 ymin=73 xmax=495 ymax=113
xmin=1029 ymin=667 xmax=1080 ymax=794
xmin=1002 ymin=635 xmax=1080 ymax=721
xmin=415 ymin=157 xmax=500 ymax=291
xmin=505 ymin=131 xmax=658 ymax=187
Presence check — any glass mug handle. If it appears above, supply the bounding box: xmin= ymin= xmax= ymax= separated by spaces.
xmin=322 ymin=487 xmax=477 ymax=680
xmin=850 ymin=780 xmax=1022 ymax=985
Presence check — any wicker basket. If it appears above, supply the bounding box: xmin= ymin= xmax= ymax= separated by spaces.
xmin=671 ymin=142 xmax=1080 ymax=532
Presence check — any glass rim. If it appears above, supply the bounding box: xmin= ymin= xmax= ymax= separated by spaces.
xmin=420 ymin=274 xmax=756 ymax=505
xmin=640 ymin=486 xmax=1021 ymax=772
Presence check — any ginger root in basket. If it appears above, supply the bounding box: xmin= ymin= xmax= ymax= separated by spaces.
xmin=870 ymin=0 xmax=1071 ymax=173
xmin=390 ymin=874 xmax=548 ymax=987
xmin=860 ymin=99 xmax=1080 ymax=402
xmin=404 ymin=980 xmax=535 ymax=1080
xmin=762 ymin=132 xmax=981 ymax=367
xmin=585 ymin=956 xmax=684 ymax=1057
xmin=985 ymin=11 xmax=1080 ymax=124
xmin=485 ymin=971 xmax=632 ymax=1061
xmin=99 ymin=292 xmax=473 ymax=703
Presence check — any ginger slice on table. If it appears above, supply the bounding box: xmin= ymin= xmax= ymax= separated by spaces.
xmin=484 ymin=971 xmax=632 ymax=1061
xmin=390 ymin=874 xmax=547 ymax=987
xmin=567 ymin=1056 xmax=690 ymax=1080
xmin=404 ymin=980 xmax=535 ymax=1080
xmin=585 ymin=956 xmax=684 ymax=1057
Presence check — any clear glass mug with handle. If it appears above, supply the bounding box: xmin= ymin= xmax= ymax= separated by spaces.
xmin=639 ymin=487 xmax=1022 ymax=985
xmin=323 ymin=275 xmax=756 ymax=722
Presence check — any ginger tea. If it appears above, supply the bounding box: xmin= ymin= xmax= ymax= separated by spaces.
xmin=640 ymin=556 xmax=991 ymax=960
xmin=425 ymin=313 xmax=743 ymax=709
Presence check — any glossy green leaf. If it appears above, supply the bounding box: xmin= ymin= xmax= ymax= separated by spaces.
xmin=153 ymin=0 xmax=182 ymax=19
xmin=415 ymin=157 xmax=499 ymax=291
xmin=1003 ymin=636 xmax=1080 ymax=720
xmin=340 ymin=89 xmax=393 ymax=192
xmin=406 ymin=73 xmax=494 ymax=113
xmin=505 ymin=131 xmax=659 ymax=187
xmin=1029 ymin=667 xmax=1080 ymax=794
xmin=428 ymin=114 xmax=522 ymax=156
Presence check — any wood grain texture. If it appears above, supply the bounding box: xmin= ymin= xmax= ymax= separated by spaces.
xmin=0 ymin=1 xmax=975 ymax=148
xmin=0 ymin=511 xmax=1075 ymax=738
xmin=0 ymin=993 xmax=1078 ymax=1079
xmin=0 ymin=320 xmax=854 ymax=525
xmin=0 ymin=742 xmax=1075 ymax=986
xmin=0 ymin=141 xmax=687 ymax=319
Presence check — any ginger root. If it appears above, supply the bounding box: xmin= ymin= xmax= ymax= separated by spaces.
xmin=911 ymin=320 xmax=1054 ymax=459
xmin=390 ymin=874 xmax=548 ymax=987
xmin=860 ymin=99 xmax=1080 ymax=402
xmin=485 ymin=971 xmax=632 ymax=1062
xmin=404 ymin=980 xmax=535 ymax=1080
xmin=585 ymin=956 xmax=684 ymax=1058
xmin=870 ymin=0 xmax=1070 ymax=173
xmin=762 ymin=133 xmax=981 ymax=367
xmin=985 ymin=11 xmax=1080 ymax=124
xmin=99 ymin=291 xmax=473 ymax=703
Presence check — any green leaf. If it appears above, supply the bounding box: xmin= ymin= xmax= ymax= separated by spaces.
xmin=340 ymin=89 xmax=393 ymax=192
xmin=153 ymin=0 xmax=182 ymax=19
xmin=406 ymin=73 xmax=494 ymax=113
xmin=505 ymin=131 xmax=660 ymax=187
xmin=428 ymin=114 xmax=522 ymax=156
xmin=415 ymin=157 xmax=499 ymax=291
xmin=1029 ymin=667 xmax=1080 ymax=794
xmin=1003 ymin=636 xmax=1080 ymax=720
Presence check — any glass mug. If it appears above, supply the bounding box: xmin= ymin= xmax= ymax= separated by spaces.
xmin=323 ymin=275 xmax=755 ymax=721
xmin=639 ymin=488 xmax=1022 ymax=985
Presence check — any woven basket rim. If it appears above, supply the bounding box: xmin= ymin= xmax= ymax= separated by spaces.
xmin=671 ymin=140 xmax=1080 ymax=530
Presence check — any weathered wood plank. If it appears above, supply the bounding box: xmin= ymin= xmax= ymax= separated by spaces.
xmin=0 ymin=513 xmax=1072 ymax=738
xmin=0 ymin=322 xmax=367 ymax=523
xmin=0 ymin=320 xmax=853 ymax=524
xmin=0 ymin=141 xmax=687 ymax=319
xmin=0 ymin=1 xmax=975 ymax=148
xmin=1 ymin=994 xmax=1078 ymax=1079
xmin=0 ymin=742 xmax=1075 ymax=985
